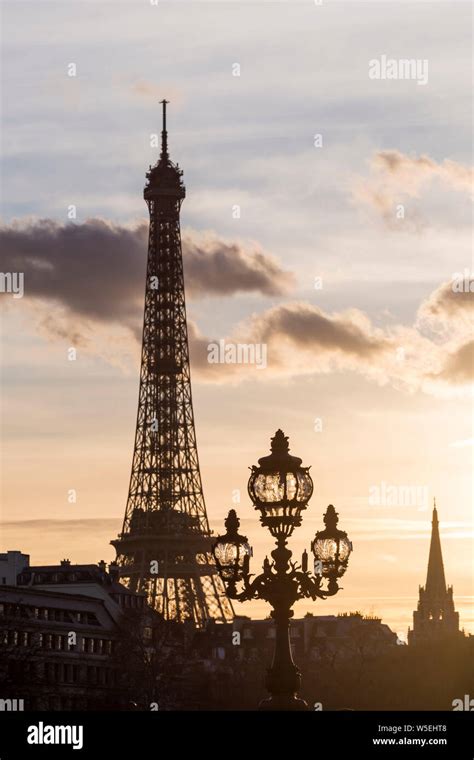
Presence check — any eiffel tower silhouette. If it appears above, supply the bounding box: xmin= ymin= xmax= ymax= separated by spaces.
xmin=112 ymin=102 xmax=233 ymax=626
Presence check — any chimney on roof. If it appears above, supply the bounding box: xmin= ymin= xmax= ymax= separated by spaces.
xmin=108 ymin=561 xmax=120 ymax=582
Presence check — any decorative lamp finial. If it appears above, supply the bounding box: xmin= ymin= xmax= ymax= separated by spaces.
xmin=270 ymin=429 xmax=289 ymax=454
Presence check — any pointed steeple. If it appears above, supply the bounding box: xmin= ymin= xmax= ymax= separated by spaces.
xmin=425 ymin=499 xmax=447 ymax=596
xmin=408 ymin=499 xmax=461 ymax=645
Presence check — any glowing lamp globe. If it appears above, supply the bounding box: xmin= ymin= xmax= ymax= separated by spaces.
xmin=311 ymin=504 xmax=352 ymax=578
xmin=248 ymin=430 xmax=313 ymax=538
xmin=212 ymin=510 xmax=252 ymax=591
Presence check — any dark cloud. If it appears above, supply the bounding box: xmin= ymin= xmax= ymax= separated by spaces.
xmin=2 ymin=221 xmax=471 ymax=395
xmin=0 ymin=218 xmax=293 ymax=336
xmin=1 ymin=218 xmax=146 ymax=332
xmin=182 ymin=233 xmax=294 ymax=297
xmin=253 ymin=302 xmax=388 ymax=358
xmin=185 ymin=302 xmax=391 ymax=385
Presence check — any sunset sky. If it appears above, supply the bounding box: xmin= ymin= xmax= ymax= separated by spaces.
xmin=1 ymin=0 xmax=473 ymax=640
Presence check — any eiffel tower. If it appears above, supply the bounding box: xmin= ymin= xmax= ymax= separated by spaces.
xmin=111 ymin=102 xmax=233 ymax=626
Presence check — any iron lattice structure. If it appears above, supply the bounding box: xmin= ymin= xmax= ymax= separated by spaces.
xmin=112 ymin=102 xmax=233 ymax=626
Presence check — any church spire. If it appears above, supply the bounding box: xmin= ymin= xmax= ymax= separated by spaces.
xmin=425 ymin=499 xmax=447 ymax=596
xmin=408 ymin=499 xmax=461 ymax=645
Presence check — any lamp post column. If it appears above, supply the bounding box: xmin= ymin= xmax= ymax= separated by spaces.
xmin=260 ymin=539 xmax=306 ymax=711
xmin=262 ymin=609 xmax=305 ymax=710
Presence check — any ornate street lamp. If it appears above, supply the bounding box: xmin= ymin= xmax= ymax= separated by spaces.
xmin=311 ymin=504 xmax=352 ymax=592
xmin=211 ymin=509 xmax=252 ymax=596
xmin=212 ymin=430 xmax=353 ymax=711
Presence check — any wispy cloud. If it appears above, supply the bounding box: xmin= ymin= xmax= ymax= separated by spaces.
xmin=417 ymin=277 xmax=474 ymax=334
xmin=435 ymin=340 xmax=474 ymax=384
xmin=352 ymin=150 xmax=473 ymax=227
xmin=2 ymin=519 xmax=120 ymax=530
xmin=417 ymin=277 xmax=474 ymax=385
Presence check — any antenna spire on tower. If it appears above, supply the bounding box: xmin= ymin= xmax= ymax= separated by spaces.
xmin=160 ymin=99 xmax=169 ymax=160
